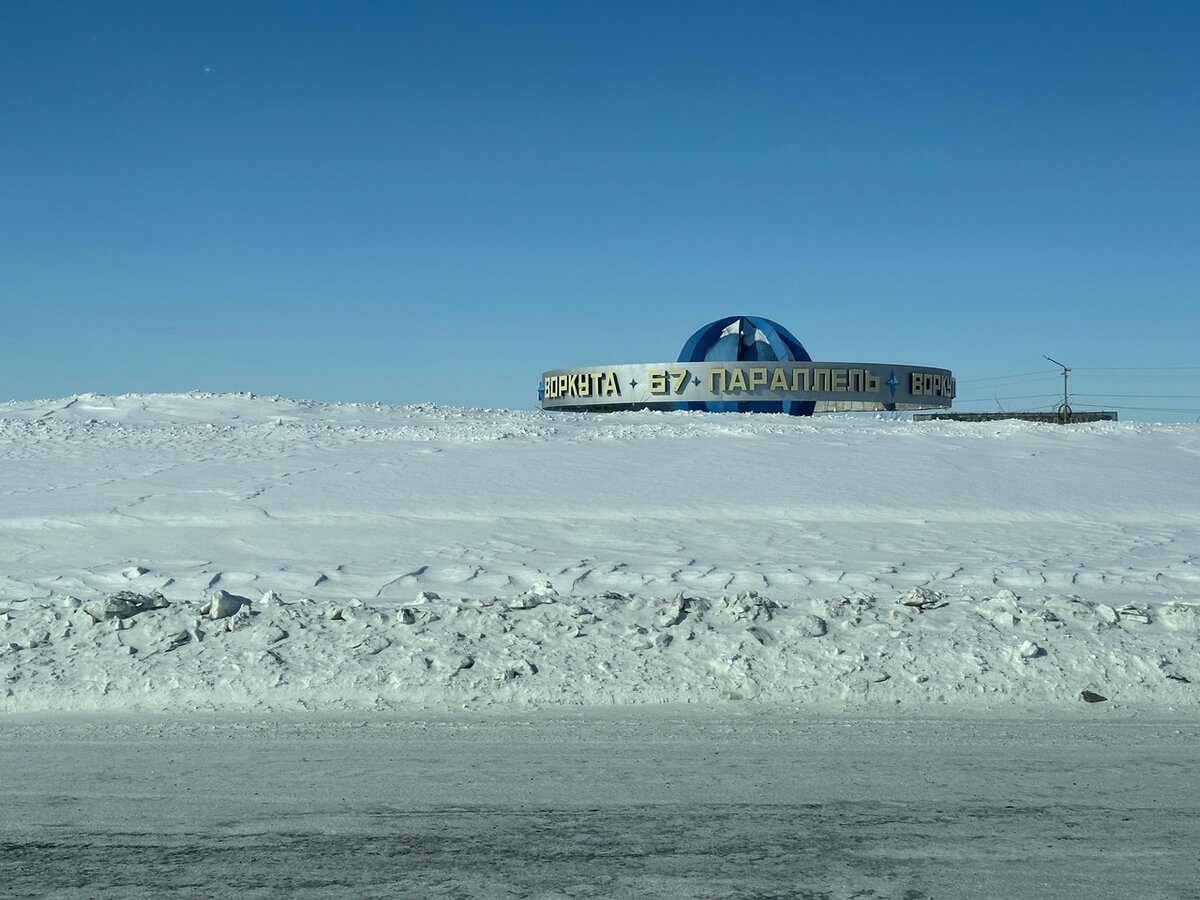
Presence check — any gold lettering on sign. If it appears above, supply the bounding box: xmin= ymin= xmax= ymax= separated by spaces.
xmin=908 ymin=372 xmax=955 ymax=398
xmin=545 ymin=364 xmax=948 ymax=405
xmin=542 ymin=370 xmax=623 ymax=400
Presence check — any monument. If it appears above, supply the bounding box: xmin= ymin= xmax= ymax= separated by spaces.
xmin=539 ymin=315 xmax=955 ymax=416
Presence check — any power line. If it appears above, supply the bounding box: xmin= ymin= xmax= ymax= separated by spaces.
xmin=1074 ymin=393 xmax=1200 ymax=399
xmin=1073 ymin=366 xmax=1200 ymax=372
xmin=952 ymin=366 xmax=1200 ymax=419
xmin=1068 ymin=372 xmax=1200 ymax=380
xmin=1074 ymin=402 xmax=1200 ymax=413
xmin=959 ymin=376 xmax=1060 ymax=389
xmin=956 ymin=370 xmax=1056 ymax=384
xmin=959 ymin=365 xmax=1200 ymax=385
xmin=956 ymin=394 xmax=1060 ymax=403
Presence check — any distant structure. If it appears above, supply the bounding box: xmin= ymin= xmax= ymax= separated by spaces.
xmin=915 ymin=353 xmax=1118 ymax=423
xmin=914 ymin=411 xmax=1118 ymax=424
xmin=539 ymin=315 xmax=955 ymax=416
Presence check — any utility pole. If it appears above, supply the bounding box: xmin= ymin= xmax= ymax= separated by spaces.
xmin=1044 ymin=355 xmax=1071 ymax=423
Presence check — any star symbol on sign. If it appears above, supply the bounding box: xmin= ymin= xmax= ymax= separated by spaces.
xmin=692 ymin=376 xmax=700 ymax=386
xmin=886 ymin=372 xmax=899 ymax=397
xmin=629 ymin=379 xmax=638 ymax=389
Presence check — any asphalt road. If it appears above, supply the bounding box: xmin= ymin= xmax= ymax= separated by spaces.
xmin=2 ymin=709 xmax=1197 ymax=899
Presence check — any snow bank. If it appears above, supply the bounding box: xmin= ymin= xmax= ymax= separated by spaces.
xmin=3 ymin=584 xmax=1198 ymax=712
xmin=2 ymin=392 xmax=1198 ymax=712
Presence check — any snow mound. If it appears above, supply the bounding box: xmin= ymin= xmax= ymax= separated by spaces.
xmin=3 ymin=587 xmax=1198 ymax=713
xmin=2 ymin=393 xmax=1199 ymax=713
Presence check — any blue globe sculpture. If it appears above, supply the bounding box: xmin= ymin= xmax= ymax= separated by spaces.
xmin=676 ymin=315 xmax=816 ymax=415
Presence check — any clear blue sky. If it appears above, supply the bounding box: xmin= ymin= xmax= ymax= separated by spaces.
xmin=3 ymin=1 xmax=1198 ymax=419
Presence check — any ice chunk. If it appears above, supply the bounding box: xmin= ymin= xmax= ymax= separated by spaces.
xmin=84 ymin=590 xmax=170 ymax=622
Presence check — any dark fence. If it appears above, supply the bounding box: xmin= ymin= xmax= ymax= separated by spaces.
xmin=913 ymin=411 xmax=1118 ymax=424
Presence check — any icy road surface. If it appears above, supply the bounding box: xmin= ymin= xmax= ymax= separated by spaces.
xmin=2 ymin=710 xmax=1197 ymax=899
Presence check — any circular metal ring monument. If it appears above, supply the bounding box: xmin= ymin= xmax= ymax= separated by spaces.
xmin=539 ymin=315 xmax=955 ymax=416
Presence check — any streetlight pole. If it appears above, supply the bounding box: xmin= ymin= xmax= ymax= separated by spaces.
xmin=1044 ymin=355 xmax=1071 ymax=423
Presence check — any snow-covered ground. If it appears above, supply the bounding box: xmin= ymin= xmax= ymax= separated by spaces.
xmin=3 ymin=392 xmax=1198 ymax=713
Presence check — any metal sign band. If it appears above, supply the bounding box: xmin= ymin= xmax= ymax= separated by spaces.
xmin=540 ymin=361 xmax=955 ymax=412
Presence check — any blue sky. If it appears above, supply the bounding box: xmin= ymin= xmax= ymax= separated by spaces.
xmin=3 ymin=1 xmax=1198 ymax=419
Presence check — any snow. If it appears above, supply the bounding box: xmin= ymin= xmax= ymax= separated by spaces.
xmin=4 ymin=392 xmax=1200 ymax=896
xmin=2 ymin=391 xmax=1199 ymax=713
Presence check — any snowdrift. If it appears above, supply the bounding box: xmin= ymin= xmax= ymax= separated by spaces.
xmin=2 ymin=393 xmax=1198 ymax=712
